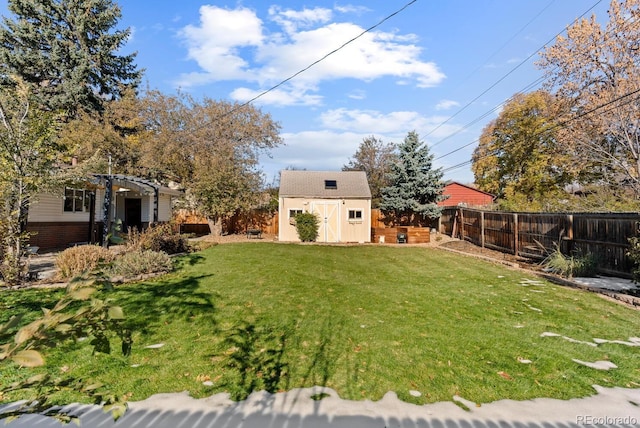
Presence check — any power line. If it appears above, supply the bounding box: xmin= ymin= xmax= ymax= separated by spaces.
xmin=431 ymin=75 xmax=546 ymax=153
xmin=435 ymin=0 xmax=640 ymax=173
xmin=440 ymin=87 xmax=640 ymax=174
xmin=426 ymin=0 xmax=603 ymax=148
xmin=182 ymin=0 xmax=418 ymax=136
xmin=241 ymin=0 xmax=418 ymax=107
xmin=450 ymin=1 xmax=556 ymax=99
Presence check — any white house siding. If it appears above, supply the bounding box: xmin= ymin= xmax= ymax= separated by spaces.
xmin=158 ymin=194 xmax=172 ymax=222
xmin=29 ymin=191 xmax=97 ymax=222
xmin=278 ymin=197 xmax=371 ymax=243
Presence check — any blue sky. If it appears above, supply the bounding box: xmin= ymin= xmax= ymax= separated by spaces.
xmin=1 ymin=0 xmax=611 ymax=185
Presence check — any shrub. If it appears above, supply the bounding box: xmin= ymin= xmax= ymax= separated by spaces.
xmin=126 ymin=224 xmax=191 ymax=255
xmin=0 ymin=277 xmax=130 ymax=422
xmin=294 ymin=212 xmax=319 ymax=242
xmin=56 ymin=245 xmax=116 ymax=280
xmin=542 ymin=247 xmax=597 ymax=278
xmin=109 ymin=250 xmax=173 ymax=278
xmin=627 ymin=237 xmax=640 ymax=283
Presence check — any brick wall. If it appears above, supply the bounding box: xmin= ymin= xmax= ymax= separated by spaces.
xmin=27 ymin=222 xmax=104 ymax=251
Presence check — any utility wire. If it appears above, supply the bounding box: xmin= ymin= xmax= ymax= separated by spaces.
xmin=440 ymin=87 xmax=640 ymax=174
xmin=453 ymin=1 xmax=556 ymax=96
xmin=431 ymin=75 xmax=546 ymax=153
xmin=435 ymin=1 xmax=640 ymax=168
xmin=240 ymin=0 xmax=417 ymax=107
xmin=183 ymin=0 xmax=418 ymax=135
xmin=426 ymin=0 xmax=603 ymax=148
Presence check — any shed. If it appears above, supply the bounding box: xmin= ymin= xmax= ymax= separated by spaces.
xmin=27 ymin=174 xmax=182 ymax=251
xmin=438 ymin=182 xmax=495 ymax=207
xmin=278 ymin=170 xmax=372 ymax=243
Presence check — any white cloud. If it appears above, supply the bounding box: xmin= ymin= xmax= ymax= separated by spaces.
xmin=334 ymin=5 xmax=371 ymax=15
xmin=319 ymin=108 xmax=461 ymax=140
xmin=127 ymin=26 xmax=137 ymax=43
xmin=177 ymin=6 xmax=264 ymax=82
xmin=262 ymin=130 xmax=374 ymax=176
xmin=260 ymin=125 xmax=461 ymax=182
xmin=177 ymin=5 xmax=445 ymax=105
xmin=230 ymin=87 xmax=324 ymax=107
xmin=268 ymin=6 xmax=333 ymax=34
xmin=435 ymin=99 xmax=460 ymax=111
xmin=347 ymin=89 xmax=366 ymax=100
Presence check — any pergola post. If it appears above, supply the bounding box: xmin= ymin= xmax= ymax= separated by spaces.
xmin=102 ymin=176 xmax=113 ymax=247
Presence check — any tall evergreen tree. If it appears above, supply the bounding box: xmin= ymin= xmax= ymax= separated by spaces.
xmin=0 ymin=0 xmax=141 ymax=118
xmin=379 ymin=131 xmax=445 ymax=225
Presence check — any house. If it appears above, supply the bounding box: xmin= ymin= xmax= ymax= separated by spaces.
xmin=278 ymin=170 xmax=372 ymax=243
xmin=438 ymin=181 xmax=495 ymax=207
xmin=27 ymin=174 xmax=182 ymax=251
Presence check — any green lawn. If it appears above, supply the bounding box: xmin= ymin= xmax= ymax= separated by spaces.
xmin=2 ymin=243 xmax=640 ymax=406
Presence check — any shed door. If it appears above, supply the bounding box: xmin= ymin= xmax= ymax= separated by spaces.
xmin=312 ymin=202 xmax=340 ymax=243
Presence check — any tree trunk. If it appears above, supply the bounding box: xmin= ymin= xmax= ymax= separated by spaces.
xmin=207 ymin=218 xmax=223 ymax=237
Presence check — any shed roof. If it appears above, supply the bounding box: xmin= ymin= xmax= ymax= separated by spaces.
xmin=279 ymin=170 xmax=371 ymax=199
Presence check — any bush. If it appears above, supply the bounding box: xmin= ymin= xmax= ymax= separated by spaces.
xmin=627 ymin=237 xmax=640 ymax=283
xmin=126 ymin=224 xmax=191 ymax=255
xmin=109 ymin=250 xmax=173 ymax=278
xmin=542 ymin=247 xmax=597 ymax=278
xmin=295 ymin=212 xmax=320 ymax=242
xmin=56 ymin=245 xmax=116 ymax=280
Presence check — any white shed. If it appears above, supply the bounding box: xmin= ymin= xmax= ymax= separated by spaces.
xmin=278 ymin=170 xmax=372 ymax=243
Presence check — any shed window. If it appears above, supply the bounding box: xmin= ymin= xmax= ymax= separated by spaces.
xmin=348 ymin=209 xmax=363 ymax=221
xmin=324 ymin=180 xmax=337 ymax=189
xmin=289 ymin=209 xmax=303 ymax=218
xmin=289 ymin=209 xmax=303 ymax=225
xmin=64 ymin=188 xmax=90 ymax=213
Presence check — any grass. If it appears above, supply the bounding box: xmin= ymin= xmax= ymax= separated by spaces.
xmin=1 ymin=243 xmax=640 ymax=407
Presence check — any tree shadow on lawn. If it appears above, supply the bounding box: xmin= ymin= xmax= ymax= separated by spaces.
xmin=114 ymin=274 xmax=219 ymax=336
xmin=173 ymin=253 xmax=205 ymax=268
xmin=217 ymin=316 xmax=348 ymax=406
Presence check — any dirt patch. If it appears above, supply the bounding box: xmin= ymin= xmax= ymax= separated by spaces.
xmin=194 ymin=233 xmax=278 ymax=244
xmin=439 ymin=240 xmax=526 ymax=265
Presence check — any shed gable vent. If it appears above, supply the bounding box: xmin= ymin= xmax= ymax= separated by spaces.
xmin=324 ymin=179 xmax=337 ymax=189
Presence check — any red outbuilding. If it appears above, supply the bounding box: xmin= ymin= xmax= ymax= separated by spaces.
xmin=438 ymin=182 xmax=495 ymax=207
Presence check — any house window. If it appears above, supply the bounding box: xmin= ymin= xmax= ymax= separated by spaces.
xmin=324 ymin=180 xmax=337 ymax=189
xmin=64 ymin=188 xmax=90 ymax=213
xmin=348 ymin=209 xmax=363 ymax=222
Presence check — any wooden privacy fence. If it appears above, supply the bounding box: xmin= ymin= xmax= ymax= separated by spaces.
xmin=440 ymin=207 xmax=640 ymax=277
xmin=174 ymin=209 xmax=279 ymax=236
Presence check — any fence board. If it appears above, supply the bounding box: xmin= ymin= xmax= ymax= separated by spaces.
xmin=440 ymin=208 xmax=640 ymax=277
xmin=484 ymin=211 xmax=515 ymax=254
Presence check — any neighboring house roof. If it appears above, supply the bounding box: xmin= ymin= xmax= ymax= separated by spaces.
xmin=279 ymin=170 xmax=371 ymax=199
xmin=92 ymin=174 xmax=183 ymax=197
xmin=438 ymin=181 xmax=495 ymax=207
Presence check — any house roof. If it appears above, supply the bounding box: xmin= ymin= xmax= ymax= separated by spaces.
xmin=279 ymin=170 xmax=371 ymax=199
xmin=444 ymin=181 xmax=495 ymax=198
xmin=93 ymin=174 xmax=183 ymax=197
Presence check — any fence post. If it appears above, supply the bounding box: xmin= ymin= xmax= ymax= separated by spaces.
xmin=481 ymin=210 xmax=485 ymax=249
xmin=564 ymin=214 xmax=574 ymax=255
xmin=460 ymin=208 xmax=465 ymax=241
xmin=513 ymin=213 xmax=519 ymax=257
